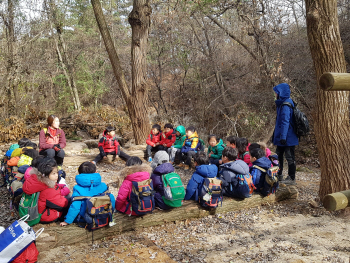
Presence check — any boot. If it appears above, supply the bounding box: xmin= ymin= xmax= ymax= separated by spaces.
xmin=176 ymin=163 xmax=185 ymax=169
xmin=184 ymin=165 xmax=190 ymax=170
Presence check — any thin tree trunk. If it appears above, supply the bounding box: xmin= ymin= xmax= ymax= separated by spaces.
xmin=305 ymin=0 xmax=350 ymax=199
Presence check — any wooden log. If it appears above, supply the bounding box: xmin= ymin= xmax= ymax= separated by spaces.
xmin=323 ymin=190 xmax=350 ymax=211
xmin=319 ymin=72 xmax=350 ymax=91
xmin=275 ymin=185 xmax=298 ymax=202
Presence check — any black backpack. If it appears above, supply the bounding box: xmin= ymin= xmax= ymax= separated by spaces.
xmin=282 ymin=101 xmax=310 ymax=137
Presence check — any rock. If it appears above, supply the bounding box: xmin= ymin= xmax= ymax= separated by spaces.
xmin=76 ymin=130 xmax=91 ymax=140
xmin=84 ymin=140 xmax=99 ymax=149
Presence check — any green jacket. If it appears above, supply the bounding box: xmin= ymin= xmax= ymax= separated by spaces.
xmin=207 ymin=139 xmax=225 ymax=159
xmin=174 ymin=125 xmax=186 ymax=149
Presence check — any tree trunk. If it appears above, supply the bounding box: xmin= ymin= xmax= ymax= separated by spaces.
xmin=91 ymin=0 xmax=151 ymax=144
xmin=305 ymin=0 xmax=350 ymax=199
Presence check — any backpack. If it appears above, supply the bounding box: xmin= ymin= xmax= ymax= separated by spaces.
xmin=198 ymin=139 xmax=205 ymax=152
xmin=282 ymin=101 xmax=310 ymax=137
xmin=73 ymin=192 xmax=114 ymax=231
xmin=162 ymin=172 xmax=185 ymax=207
xmin=253 ymin=165 xmax=279 ymax=194
xmin=199 ymin=178 xmax=223 ymax=208
xmin=236 ymin=173 xmax=256 ymax=198
xmin=126 ymin=179 xmax=155 ymax=215
xmin=18 ymin=192 xmax=42 ymax=226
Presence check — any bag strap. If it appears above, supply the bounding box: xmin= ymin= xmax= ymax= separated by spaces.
xmin=162 ymin=174 xmax=168 ymax=187
xmin=31 ymin=192 xmax=40 ymax=206
xmin=253 ymin=165 xmax=266 ymax=173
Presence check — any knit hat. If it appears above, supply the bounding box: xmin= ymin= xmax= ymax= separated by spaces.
xmin=151 ymin=150 xmax=169 ymax=169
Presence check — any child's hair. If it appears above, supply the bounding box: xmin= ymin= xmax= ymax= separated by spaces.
xmin=23 ymin=148 xmax=39 ymax=159
xmin=105 ymin=126 xmax=116 ymax=133
xmin=32 ymin=155 xmax=45 ymax=168
xmin=236 ymin=137 xmax=249 ymax=155
xmin=78 ymin=161 xmax=97 ymax=174
xmin=37 ymin=157 xmax=57 ymax=177
xmin=222 ymin=147 xmax=238 ymax=161
xmin=248 ymin=143 xmax=261 ymax=152
xmin=193 ymin=152 xmax=209 ymax=165
xmin=164 ymin=123 xmax=173 ymax=129
xmin=208 ymin=134 xmax=219 ymax=143
xmin=257 ymin=141 xmax=267 ymax=152
xmin=26 ymin=142 xmax=38 ymax=150
xmin=249 ymin=148 xmax=265 ymax=160
xmin=18 ymin=138 xmax=31 ymax=148
xmin=152 ymin=124 xmax=161 ymax=132
xmin=186 ymin=126 xmax=196 ymax=132
xmin=226 ymin=136 xmax=238 ymax=145
xmin=126 ymin=156 xmax=143 ymax=166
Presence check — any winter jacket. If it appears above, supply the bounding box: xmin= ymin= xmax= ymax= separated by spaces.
xmin=181 ymin=131 xmax=200 ymax=153
xmin=39 ymin=127 xmax=67 ymax=151
xmin=9 ymin=144 xmax=19 ymax=150
xmin=64 ymin=173 xmax=115 ymax=224
xmin=174 ymin=126 xmax=186 ymax=149
xmin=208 ymin=139 xmax=225 ymax=159
xmin=160 ymin=129 xmax=176 ymax=148
xmin=185 ymin=164 xmax=218 ymax=201
xmin=5 ymin=149 xmax=14 ymax=157
xmin=238 ymin=145 xmax=252 ymax=167
xmin=151 ymin=163 xmax=174 ymax=210
xmin=98 ymin=130 xmax=120 ymax=155
xmin=218 ymin=160 xmax=250 ymax=199
xmin=250 ymin=157 xmax=272 ymax=196
xmin=265 ymin=148 xmax=272 ymax=158
xmin=146 ymin=131 xmax=162 ymax=147
xmin=11 ymin=148 xmax=22 ymax=157
xmin=23 ymin=168 xmax=69 ymax=223
xmin=116 ymin=164 xmax=152 ymax=215
xmin=273 ymin=83 xmax=299 ymax=146
xmin=17 ymin=155 xmax=33 ymax=167
xmin=7 ymin=156 xmax=20 ymax=167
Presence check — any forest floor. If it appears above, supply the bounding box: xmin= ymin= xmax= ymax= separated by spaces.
xmin=0 ymin=140 xmax=350 ymax=263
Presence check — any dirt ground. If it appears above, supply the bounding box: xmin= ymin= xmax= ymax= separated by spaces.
xmin=1 ymin=141 xmax=350 ymax=263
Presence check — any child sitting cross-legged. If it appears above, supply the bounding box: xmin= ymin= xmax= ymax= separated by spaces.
xmin=207 ymin=134 xmax=225 ymax=166
xmin=146 ymin=124 xmax=162 ymax=162
xmin=60 ymin=162 xmax=115 ymax=226
xmin=160 ymin=123 xmax=176 ymax=152
xmin=176 ymin=126 xmax=201 ymax=170
xmin=168 ymin=125 xmax=186 ymax=164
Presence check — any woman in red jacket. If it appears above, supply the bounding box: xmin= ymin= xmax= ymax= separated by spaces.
xmin=39 ymin=115 xmax=66 ymax=167
xmin=23 ymin=157 xmax=69 ymax=223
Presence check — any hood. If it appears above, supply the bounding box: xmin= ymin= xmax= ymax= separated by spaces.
xmin=102 ymin=130 xmax=114 ymax=139
xmin=164 ymin=129 xmax=174 ymax=137
xmin=176 ymin=126 xmax=186 ymax=136
xmin=153 ymin=163 xmax=174 ymax=175
xmin=24 ymin=168 xmax=55 ymax=194
xmin=75 ymin=173 xmax=102 ymax=187
xmin=253 ymin=157 xmax=272 ymax=170
xmin=221 ymin=159 xmax=249 ymax=174
xmin=273 ymin=83 xmax=291 ymax=101
xmin=196 ymin=164 xmax=218 ymax=178
xmin=119 ymin=163 xmax=152 ymax=181
xmin=188 ymin=131 xmax=199 ymax=139
xmin=214 ymin=139 xmax=224 ymax=148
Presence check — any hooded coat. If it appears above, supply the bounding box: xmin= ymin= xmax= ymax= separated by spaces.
xmin=160 ymin=129 xmax=176 ymax=148
xmin=250 ymin=156 xmax=272 ymax=196
xmin=208 ymin=139 xmax=225 ymax=159
xmin=151 ymin=162 xmax=174 ymax=210
xmin=98 ymin=130 xmax=120 ymax=155
xmin=146 ymin=131 xmax=162 ymax=147
xmin=173 ymin=126 xmax=186 ymax=149
xmin=181 ymin=131 xmax=200 ymax=153
xmin=218 ymin=159 xmax=250 ymax=199
xmin=22 ymin=168 xmax=69 ymax=223
xmin=116 ymin=164 xmax=152 ymax=215
xmin=64 ymin=173 xmax=115 ymax=224
xmin=273 ymin=83 xmax=299 ymax=146
xmin=185 ymin=164 xmax=218 ymax=201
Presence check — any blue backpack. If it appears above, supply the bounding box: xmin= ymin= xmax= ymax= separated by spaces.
xmin=235 ymin=174 xmax=256 ymax=198
xmin=125 ymin=179 xmax=155 ymax=215
xmin=199 ymin=177 xmax=223 ymax=208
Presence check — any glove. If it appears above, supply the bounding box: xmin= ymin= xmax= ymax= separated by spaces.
xmin=53 ymin=144 xmax=61 ymax=151
xmin=280 ymin=139 xmax=287 ymax=145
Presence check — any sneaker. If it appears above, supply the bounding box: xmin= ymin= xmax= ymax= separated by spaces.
xmin=148 ymin=157 xmax=152 ymax=162
xmin=184 ymin=165 xmax=190 ymax=171
xmin=282 ymin=176 xmax=296 ymax=185
xmin=175 ymin=163 xmax=185 ymax=169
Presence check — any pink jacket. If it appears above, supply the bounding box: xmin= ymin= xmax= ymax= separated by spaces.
xmin=265 ymin=148 xmax=272 ymax=158
xmin=116 ymin=164 xmax=152 ymax=215
xmin=39 ymin=127 xmax=66 ymax=152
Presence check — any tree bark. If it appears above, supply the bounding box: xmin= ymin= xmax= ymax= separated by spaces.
xmin=305 ymin=0 xmax=350 ymax=199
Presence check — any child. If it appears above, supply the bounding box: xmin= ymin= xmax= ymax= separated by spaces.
xmin=236 ymin=137 xmax=252 ymax=166
xmin=160 ymin=123 xmax=176 ymax=152
xmin=249 ymin=148 xmax=274 ymax=195
xmin=92 ymin=126 xmax=130 ymax=165
xmin=257 ymin=141 xmax=272 ymax=158
xmin=207 ymin=135 xmax=225 ymax=166
xmin=226 ymin=136 xmax=238 ymax=148
xmin=150 ymin=151 xmax=173 ymax=210
xmin=218 ymin=147 xmax=251 ymax=199
xmin=146 ymin=124 xmax=162 ymax=162
xmin=168 ymin=125 xmax=186 ymax=163
xmin=22 ymin=157 xmax=69 ymax=223
xmin=60 ymin=162 xmax=115 ymax=226
xmin=184 ymin=152 xmax=218 ymax=200
xmin=115 ymin=157 xmax=153 ymax=215
xmin=177 ymin=126 xmax=201 ymax=170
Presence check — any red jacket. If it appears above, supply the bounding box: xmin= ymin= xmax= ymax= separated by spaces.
xmin=39 ymin=127 xmax=66 ymax=152
xmin=238 ymin=145 xmax=252 ymax=167
xmin=160 ymin=129 xmax=176 ymax=148
xmin=146 ymin=132 xmax=162 ymax=147
xmin=23 ymin=169 xmax=68 ymax=223
xmin=98 ymin=131 xmax=120 ymax=154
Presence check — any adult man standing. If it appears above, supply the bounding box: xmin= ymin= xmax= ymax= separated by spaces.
xmin=273 ymin=83 xmax=299 ymax=185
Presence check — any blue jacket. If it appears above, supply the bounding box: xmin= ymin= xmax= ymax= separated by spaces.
xmin=273 ymin=83 xmax=299 ymax=146
xmin=218 ymin=160 xmax=250 ymax=199
xmin=250 ymin=157 xmax=272 ymax=196
xmin=151 ymin=163 xmax=174 ymax=210
xmin=65 ymin=173 xmax=115 ymax=224
xmin=185 ymin=164 xmax=218 ymax=201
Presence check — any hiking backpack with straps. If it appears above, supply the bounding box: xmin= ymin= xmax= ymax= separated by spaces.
xmin=199 ymin=178 xmax=223 ymax=208
xmin=235 ymin=173 xmax=256 ymax=198
xmin=253 ymin=165 xmax=279 ymax=194
xmin=162 ymin=172 xmax=185 ymax=207
xmin=126 ymin=179 xmax=155 ymax=215
xmin=18 ymin=192 xmax=42 ymax=226
xmin=282 ymin=101 xmax=310 ymax=137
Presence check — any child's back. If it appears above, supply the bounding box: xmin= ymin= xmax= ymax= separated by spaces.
xmin=251 ymin=156 xmax=272 ymax=195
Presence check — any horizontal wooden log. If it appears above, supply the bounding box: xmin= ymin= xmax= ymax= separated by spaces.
xmin=319 ymin=72 xmax=350 ymax=91
xmin=34 ymin=193 xmax=284 ymax=248
xmin=323 ymin=190 xmax=350 ymax=211
xmin=275 ymin=185 xmax=298 ymax=201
